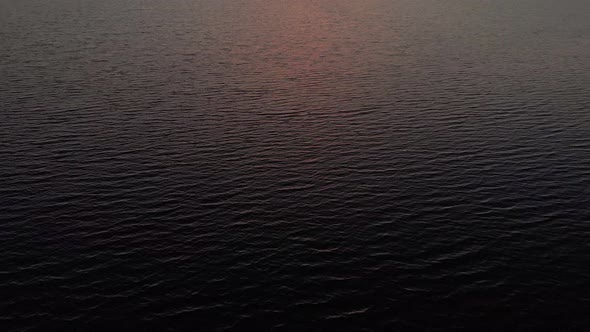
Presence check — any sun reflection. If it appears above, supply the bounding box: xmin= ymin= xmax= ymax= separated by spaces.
xmin=227 ymin=0 xmax=361 ymax=87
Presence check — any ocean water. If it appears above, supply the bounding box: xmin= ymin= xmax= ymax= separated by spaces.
xmin=1 ymin=0 xmax=589 ymax=330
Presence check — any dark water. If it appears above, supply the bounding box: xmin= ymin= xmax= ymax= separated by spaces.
xmin=1 ymin=0 xmax=590 ymax=330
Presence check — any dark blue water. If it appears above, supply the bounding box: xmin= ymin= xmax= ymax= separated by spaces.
xmin=1 ymin=0 xmax=589 ymax=330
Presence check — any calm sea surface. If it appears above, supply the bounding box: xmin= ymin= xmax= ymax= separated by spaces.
xmin=1 ymin=0 xmax=589 ymax=330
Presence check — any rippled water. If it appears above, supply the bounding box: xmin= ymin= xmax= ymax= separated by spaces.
xmin=1 ymin=0 xmax=590 ymax=330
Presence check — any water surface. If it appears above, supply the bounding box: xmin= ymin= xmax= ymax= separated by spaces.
xmin=1 ymin=0 xmax=589 ymax=329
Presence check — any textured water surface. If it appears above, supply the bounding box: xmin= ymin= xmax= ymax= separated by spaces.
xmin=1 ymin=0 xmax=590 ymax=330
